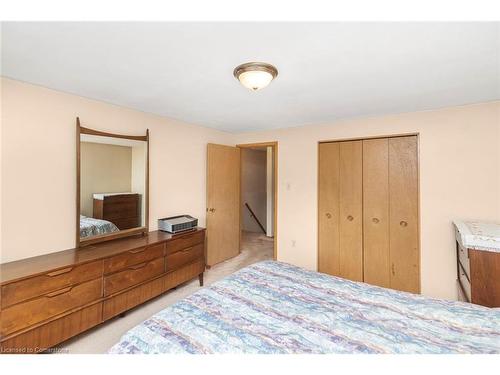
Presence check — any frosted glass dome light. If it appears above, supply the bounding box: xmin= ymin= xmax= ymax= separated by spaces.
xmin=233 ymin=62 xmax=278 ymax=91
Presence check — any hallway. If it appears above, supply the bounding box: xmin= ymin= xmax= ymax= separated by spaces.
xmin=240 ymin=230 xmax=274 ymax=262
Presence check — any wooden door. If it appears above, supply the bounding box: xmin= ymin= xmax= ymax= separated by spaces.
xmin=318 ymin=142 xmax=340 ymax=275
xmin=389 ymin=136 xmax=420 ymax=293
xmin=363 ymin=138 xmax=391 ymax=288
xmin=339 ymin=141 xmax=363 ymax=281
xmin=206 ymin=144 xmax=241 ymax=266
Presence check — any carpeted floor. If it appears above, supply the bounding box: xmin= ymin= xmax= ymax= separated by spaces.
xmin=59 ymin=231 xmax=273 ymax=354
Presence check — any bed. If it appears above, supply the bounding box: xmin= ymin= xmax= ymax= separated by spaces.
xmin=79 ymin=215 xmax=119 ymax=238
xmin=109 ymin=261 xmax=500 ymax=354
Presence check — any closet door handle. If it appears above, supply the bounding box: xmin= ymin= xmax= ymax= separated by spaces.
xmin=347 ymin=215 xmax=354 ymax=222
xmin=372 ymin=218 xmax=380 ymax=224
xmin=325 ymin=213 xmax=332 ymax=219
xmin=400 ymin=220 xmax=408 ymax=227
xmin=391 ymin=264 xmax=395 ymax=276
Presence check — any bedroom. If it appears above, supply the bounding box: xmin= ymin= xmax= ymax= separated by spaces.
xmin=0 ymin=1 xmax=499 ymax=373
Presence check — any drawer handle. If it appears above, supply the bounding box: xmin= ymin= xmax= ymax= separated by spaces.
xmin=181 ymin=247 xmax=193 ymax=253
xmin=46 ymin=267 xmax=73 ymax=277
xmin=128 ymin=262 xmax=148 ymax=270
xmin=45 ymin=286 xmax=73 ymax=298
xmin=129 ymin=248 xmax=146 ymax=254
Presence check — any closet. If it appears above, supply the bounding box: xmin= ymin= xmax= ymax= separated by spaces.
xmin=318 ymin=135 xmax=419 ymax=293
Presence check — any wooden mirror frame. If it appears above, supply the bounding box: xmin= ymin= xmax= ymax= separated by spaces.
xmin=76 ymin=117 xmax=150 ymax=247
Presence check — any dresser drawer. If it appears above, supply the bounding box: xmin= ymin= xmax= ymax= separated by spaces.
xmin=166 ymin=231 xmax=205 ymax=255
xmin=0 ymin=302 xmax=102 ymax=353
xmin=104 ymin=257 xmax=164 ymax=296
xmin=458 ymin=264 xmax=471 ymax=302
xmin=103 ymin=202 xmax=138 ymax=220
xmin=103 ymin=277 xmax=164 ymax=321
xmin=166 ymin=243 xmax=204 ymax=272
xmin=104 ymin=243 xmax=165 ymax=274
xmin=0 ymin=278 xmax=103 ymax=337
xmin=457 ymin=244 xmax=470 ymax=278
xmin=101 ymin=194 xmax=139 ymax=205
xmin=457 ymin=281 xmax=468 ymax=302
xmin=112 ymin=217 xmax=140 ymax=230
xmin=1 ymin=260 xmax=103 ymax=309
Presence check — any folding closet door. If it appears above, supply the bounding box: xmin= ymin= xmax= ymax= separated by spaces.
xmin=362 ymin=138 xmax=391 ymax=288
xmin=338 ymin=141 xmax=363 ymax=282
xmin=318 ymin=140 xmax=363 ymax=281
xmin=388 ymin=136 xmax=420 ymax=293
xmin=318 ymin=142 xmax=340 ymax=276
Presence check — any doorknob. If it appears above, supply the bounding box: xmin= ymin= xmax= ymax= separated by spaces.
xmin=209 ymin=208 xmax=216 ymax=213
xmin=372 ymin=217 xmax=380 ymax=224
xmin=325 ymin=213 xmax=332 ymax=219
xmin=347 ymin=215 xmax=354 ymax=221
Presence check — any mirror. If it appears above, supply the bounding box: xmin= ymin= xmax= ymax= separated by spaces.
xmin=77 ymin=118 xmax=149 ymax=246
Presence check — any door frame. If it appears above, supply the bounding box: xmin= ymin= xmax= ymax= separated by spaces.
xmin=237 ymin=141 xmax=278 ymax=261
xmin=317 ymin=132 xmax=420 ymax=292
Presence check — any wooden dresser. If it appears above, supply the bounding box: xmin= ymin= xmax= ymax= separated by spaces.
xmin=93 ymin=193 xmax=141 ymax=230
xmin=0 ymin=228 xmax=205 ymax=353
xmin=455 ymin=221 xmax=500 ymax=307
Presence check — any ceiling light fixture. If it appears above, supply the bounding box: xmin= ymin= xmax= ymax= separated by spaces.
xmin=233 ymin=62 xmax=278 ymax=91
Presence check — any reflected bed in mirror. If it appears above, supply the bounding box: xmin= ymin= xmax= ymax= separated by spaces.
xmin=77 ymin=118 xmax=149 ymax=246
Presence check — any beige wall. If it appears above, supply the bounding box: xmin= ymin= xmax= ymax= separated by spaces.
xmin=241 ymin=148 xmax=267 ymax=233
xmin=80 ymin=142 xmax=132 ymax=217
xmin=234 ymin=101 xmax=500 ymax=301
xmin=0 ymin=77 xmax=231 ymax=263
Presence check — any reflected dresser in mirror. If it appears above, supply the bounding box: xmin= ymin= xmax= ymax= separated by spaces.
xmin=93 ymin=193 xmax=141 ymax=230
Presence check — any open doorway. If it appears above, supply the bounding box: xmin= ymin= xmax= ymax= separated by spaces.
xmin=238 ymin=142 xmax=277 ymax=263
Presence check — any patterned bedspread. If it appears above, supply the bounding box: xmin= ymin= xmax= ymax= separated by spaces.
xmin=80 ymin=215 xmax=119 ymax=238
xmin=109 ymin=261 xmax=500 ymax=354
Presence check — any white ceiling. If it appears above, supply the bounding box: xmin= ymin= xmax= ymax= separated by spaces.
xmin=2 ymin=22 xmax=499 ymax=133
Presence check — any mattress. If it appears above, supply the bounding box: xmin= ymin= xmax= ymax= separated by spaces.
xmin=109 ymin=261 xmax=500 ymax=354
xmin=80 ymin=215 xmax=119 ymax=238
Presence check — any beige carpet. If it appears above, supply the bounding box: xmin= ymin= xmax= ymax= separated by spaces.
xmin=60 ymin=231 xmax=273 ymax=354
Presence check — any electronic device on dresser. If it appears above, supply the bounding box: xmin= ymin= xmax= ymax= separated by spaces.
xmin=454 ymin=221 xmax=500 ymax=307
xmin=158 ymin=215 xmax=198 ymax=234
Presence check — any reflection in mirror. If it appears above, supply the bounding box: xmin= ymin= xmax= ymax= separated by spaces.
xmin=79 ymin=133 xmax=147 ymax=242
